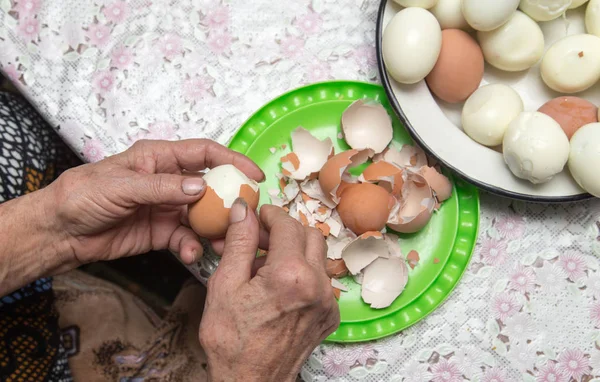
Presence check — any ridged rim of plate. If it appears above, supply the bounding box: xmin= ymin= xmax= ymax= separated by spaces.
xmin=228 ymin=80 xmax=480 ymax=343
xmin=375 ymin=0 xmax=592 ymax=203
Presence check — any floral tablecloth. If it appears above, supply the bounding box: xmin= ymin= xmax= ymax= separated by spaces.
xmin=2 ymin=0 xmax=600 ymax=381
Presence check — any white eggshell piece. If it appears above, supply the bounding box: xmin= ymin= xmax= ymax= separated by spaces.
xmin=430 ymin=0 xmax=471 ymax=30
xmin=361 ymin=257 xmax=409 ymax=309
xmin=324 ymin=217 xmax=342 ymax=237
xmin=341 ymin=233 xmax=389 ymax=275
xmin=388 ymin=173 xmax=435 ymax=233
xmin=203 ymin=164 xmax=259 ymax=208
xmin=342 ymin=100 xmax=393 ymax=154
xmin=384 ymin=233 xmax=403 ymax=258
xmin=285 ymin=127 xmax=333 ymax=180
xmin=463 ymin=0 xmax=520 ymax=31
xmin=587 ymin=0 xmax=600 ymax=36
xmin=392 ymin=0 xmax=438 ymax=8
xmin=541 ymin=34 xmax=600 ymax=94
xmin=382 ymin=7 xmax=442 ymax=84
xmin=503 ymin=112 xmax=570 ymax=184
xmin=300 ymin=179 xmax=338 ymax=209
xmin=571 ymin=0 xmax=589 ymax=8
xmin=374 ymin=144 xmax=428 ymax=171
xmin=268 ymin=189 xmax=288 ymax=207
xmin=283 ymin=179 xmax=300 ymax=201
xmin=477 ymin=11 xmax=545 ymax=72
xmin=462 ymin=84 xmax=524 ymax=147
xmin=331 ymin=278 xmax=348 ymax=292
xmin=519 ymin=0 xmax=572 ymax=21
xmin=568 ymin=123 xmax=600 ymax=197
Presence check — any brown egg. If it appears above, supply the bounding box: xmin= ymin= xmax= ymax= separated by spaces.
xmin=336 ymin=183 xmax=395 ymax=235
xmin=326 ymin=259 xmax=349 ymax=279
xmin=538 ymin=96 xmax=598 ymax=139
xmin=425 ymin=29 xmax=484 ymax=104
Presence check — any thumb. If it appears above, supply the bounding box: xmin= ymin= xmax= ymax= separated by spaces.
xmin=125 ymin=173 xmax=206 ymax=205
xmin=217 ymin=198 xmax=259 ymax=287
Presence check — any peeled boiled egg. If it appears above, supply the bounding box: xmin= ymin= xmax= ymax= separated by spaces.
xmin=477 ymin=11 xmax=545 ymax=72
xmin=538 ymin=97 xmax=599 ymax=139
xmin=382 ymin=7 xmax=442 ymax=84
xmin=425 ymin=29 xmax=484 ymax=103
xmin=336 ymin=183 xmax=395 ymax=236
xmin=462 ymin=0 xmax=520 ymax=31
xmin=430 ymin=0 xmax=471 ymax=30
xmin=502 ymin=112 xmax=570 ymax=184
xmin=569 ymin=122 xmax=600 ymax=197
xmin=587 ymin=0 xmax=600 ymax=37
xmin=393 ymin=0 xmax=438 ymax=8
xmin=541 ymin=34 xmax=600 ymax=93
xmin=188 ymin=164 xmax=260 ymax=239
xmin=462 ymin=84 xmax=524 ymax=147
xmin=571 ymin=0 xmax=590 ymax=8
xmin=519 ymin=0 xmax=572 ymax=21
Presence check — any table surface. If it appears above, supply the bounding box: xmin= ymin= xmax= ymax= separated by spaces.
xmin=2 ymin=0 xmax=600 ymax=381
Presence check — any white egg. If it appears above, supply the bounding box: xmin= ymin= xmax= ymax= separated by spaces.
xmin=462 ymin=0 xmax=520 ymax=31
xmin=587 ymin=0 xmax=600 ymax=37
xmin=477 ymin=11 xmax=544 ymax=72
xmin=462 ymin=84 xmax=524 ymax=147
xmin=570 ymin=0 xmax=589 ymax=8
xmin=541 ymin=34 xmax=600 ymax=93
xmin=430 ymin=0 xmax=471 ymax=30
xmin=382 ymin=7 xmax=442 ymax=84
xmin=519 ymin=0 xmax=572 ymax=21
xmin=392 ymin=0 xmax=438 ymax=8
xmin=503 ymin=112 xmax=570 ymax=184
xmin=569 ymin=123 xmax=600 ymax=196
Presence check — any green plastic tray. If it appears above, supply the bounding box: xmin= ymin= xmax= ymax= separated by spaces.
xmin=228 ymin=81 xmax=479 ymax=343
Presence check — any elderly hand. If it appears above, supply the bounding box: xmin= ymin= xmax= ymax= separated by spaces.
xmin=46 ymin=139 xmax=264 ymax=271
xmin=199 ymin=202 xmax=340 ymax=382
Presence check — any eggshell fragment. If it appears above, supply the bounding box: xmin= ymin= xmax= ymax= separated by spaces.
xmin=326 ymin=229 xmax=357 ymax=259
xmin=282 ymin=127 xmax=333 ymax=180
xmin=337 ymin=183 xmax=396 ymax=235
xmin=419 ymin=166 xmax=452 ymax=202
xmin=407 ymin=250 xmax=421 ymax=269
xmin=341 ymin=232 xmax=389 ymax=275
xmin=331 ymin=278 xmax=349 ymax=292
xmin=189 ymin=164 xmax=260 ymax=239
xmin=361 ymin=256 xmax=409 ymax=309
xmin=426 ymin=29 xmax=484 ymax=104
xmin=319 ymin=149 xmax=370 ymax=203
xmin=387 ymin=173 xmax=435 ymax=233
xmin=374 ymin=144 xmax=428 ymax=171
xmin=359 ymin=161 xmax=404 ymax=195
xmin=299 ymin=179 xmax=338 ymax=209
xmin=326 ymin=259 xmax=349 ymax=279
xmin=538 ymin=96 xmax=598 ymax=139
xmin=332 ymin=287 xmax=341 ymax=300
xmin=342 ymin=100 xmax=393 ymax=154
xmin=569 ymin=122 xmax=600 ymax=197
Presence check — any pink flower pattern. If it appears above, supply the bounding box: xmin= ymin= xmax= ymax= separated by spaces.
xmin=322 ymin=348 xmax=353 ymax=377
xmin=18 ymin=17 xmax=40 ymax=41
xmin=82 ymin=139 xmax=105 ymax=162
xmin=590 ymin=301 xmax=600 ymax=327
xmin=491 ymin=292 xmax=521 ymax=321
xmin=103 ymin=1 xmax=129 ymax=24
xmin=146 ymin=121 xmax=176 ymax=140
xmin=509 ymin=265 xmax=536 ymax=294
xmin=159 ymin=34 xmax=183 ymax=60
xmin=111 ymin=46 xmax=133 ymax=69
xmin=306 ymin=61 xmax=330 ymax=82
xmin=86 ymin=23 xmax=111 ymax=47
xmin=14 ymin=0 xmax=42 ymax=16
xmin=536 ymin=361 xmax=568 ymax=382
xmin=295 ymin=12 xmax=323 ymax=34
xmin=204 ymin=6 xmax=229 ymax=28
xmin=558 ymin=253 xmax=587 ymax=281
xmin=279 ymin=36 xmax=305 ymax=58
xmin=481 ymin=368 xmax=510 ymax=382
xmin=354 ymin=45 xmax=377 ymax=70
xmin=557 ymin=348 xmax=590 ymax=381
xmin=495 ymin=214 xmax=526 ymax=239
xmin=431 ymin=358 xmax=462 ymax=382
xmin=480 ymin=237 xmax=508 ymax=266
xmin=182 ymin=76 xmax=213 ymax=102
xmin=347 ymin=345 xmax=375 ymax=365
xmin=207 ymin=31 xmax=232 ymax=55
xmin=93 ymin=71 xmax=116 ymax=93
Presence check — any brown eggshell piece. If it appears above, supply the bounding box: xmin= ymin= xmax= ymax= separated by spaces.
xmin=188 ymin=184 xmax=259 ymax=240
xmin=538 ymin=96 xmax=598 ymax=139
xmin=319 ymin=150 xmax=358 ymax=197
xmin=332 ymin=287 xmax=341 ymax=300
xmin=425 ymin=29 xmax=484 ymax=104
xmin=407 ymin=250 xmax=420 ymax=269
xmin=387 ymin=174 xmax=435 ymax=234
xmin=326 ymin=259 xmax=349 ymax=279
xmin=360 ymin=161 xmax=404 ymax=195
xmin=419 ymin=166 xmax=452 ymax=202
xmin=337 ymin=183 xmax=395 ymax=235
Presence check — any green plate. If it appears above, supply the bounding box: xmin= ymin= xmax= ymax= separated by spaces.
xmin=228 ymin=81 xmax=479 ymax=343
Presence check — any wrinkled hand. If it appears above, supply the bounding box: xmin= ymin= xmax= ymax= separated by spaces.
xmin=46 ymin=139 xmax=264 ymax=269
xmin=199 ymin=202 xmax=340 ymax=382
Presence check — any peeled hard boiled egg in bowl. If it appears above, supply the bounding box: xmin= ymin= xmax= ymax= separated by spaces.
xmin=377 ymin=0 xmax=600 ymax=201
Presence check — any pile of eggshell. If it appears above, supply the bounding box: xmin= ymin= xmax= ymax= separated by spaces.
xmin=267 ymin=100 xmax=452 ymax=309
xmin=383 ymin=0 xmax=600 ymax=197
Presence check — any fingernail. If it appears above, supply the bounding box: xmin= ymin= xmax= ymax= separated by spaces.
xmin=230 ymin=197 xmax=248 ymax=223
xmin=182 ymin=177 xmax=205 ymax=195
